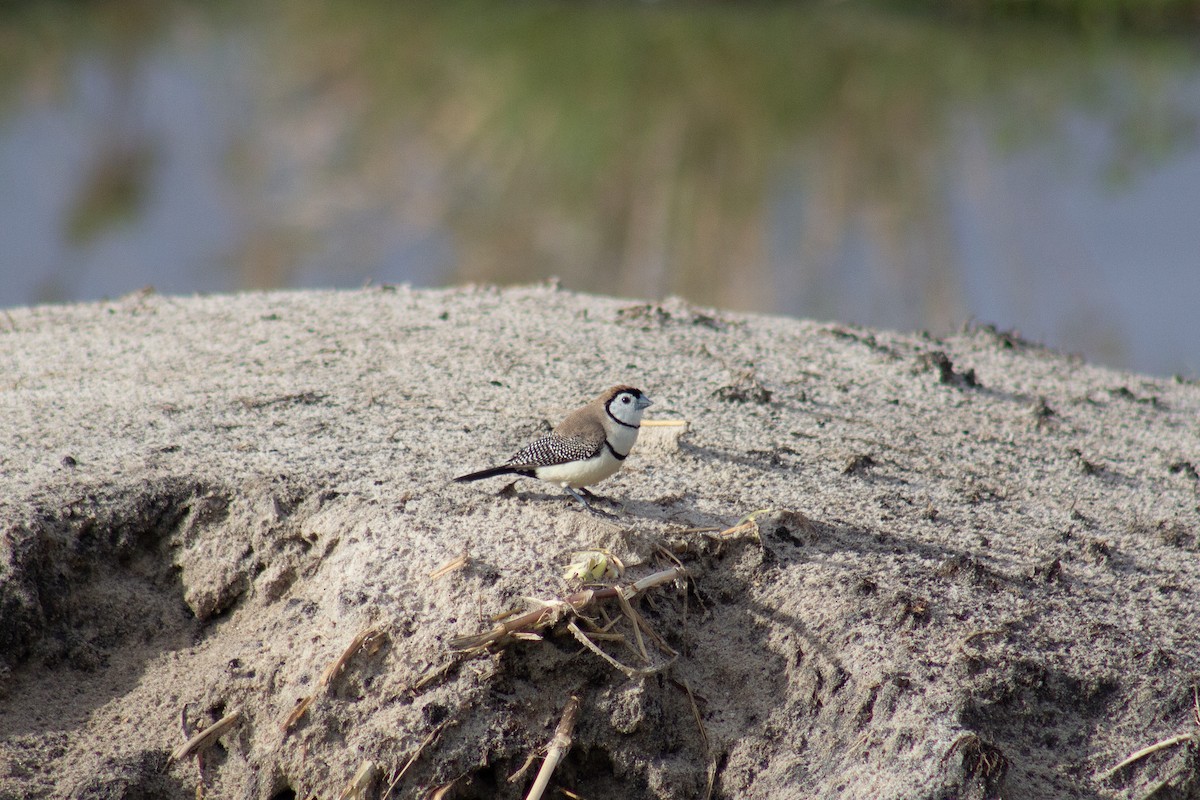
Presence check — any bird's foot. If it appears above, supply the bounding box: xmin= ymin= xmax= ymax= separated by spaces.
xmin=579 ymin=488 xmax=621 ymax=507
xmin=565 ymin=487 xmax=619 ymax=518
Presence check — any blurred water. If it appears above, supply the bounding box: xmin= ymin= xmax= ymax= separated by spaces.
xmin=0 ymin=2 xmax=1197 ymax=377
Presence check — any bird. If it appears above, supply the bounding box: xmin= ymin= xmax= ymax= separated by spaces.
xmin=454 ymin=385 xmax=653 ymax=512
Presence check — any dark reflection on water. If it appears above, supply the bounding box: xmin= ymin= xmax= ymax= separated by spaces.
xmin=0 ymin=1 xmax=1197 ymax=377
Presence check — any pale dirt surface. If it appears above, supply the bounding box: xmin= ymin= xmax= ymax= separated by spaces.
xmin=1 ymin=285 xmax=1198 ymax=800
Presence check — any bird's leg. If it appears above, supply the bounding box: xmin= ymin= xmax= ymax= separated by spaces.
xmin=564 ymin=486 xmax=594 ymax=511
xmin=579 ymin=487 xmax=618 ymax=506
xmin=564 ymin=487 xmax=614 ymax=517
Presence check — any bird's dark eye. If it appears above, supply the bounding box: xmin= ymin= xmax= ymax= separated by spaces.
xmin=622 ymin=396 xmax=631 ymax=404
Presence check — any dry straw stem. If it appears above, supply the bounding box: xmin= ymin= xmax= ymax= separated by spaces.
xmin=615 ymin=589 xmax=649 ymax=663
xmin=623 ymin=591 xmax=679 ymax=658
xmin=676 ymin=678 xmax=709 ymax=753
xmin=384 ymin=719 xmax=451 ymax=797
xmin=412 ymin=661 xmax=453 ymax=691
xmin=525 ymin=695 xmax=582 ymax=800
xmin=430 ymin=550 xmax=470 ymax=580
xmin=1098 ymin=732 xmax=1195 ymax=781
xmin=1098 ymin=685 xmax=1200 ymax=781
xmin=507 ymin=752 xmax=539 ymax=785
xmin=718 ymin=520 xmax=760 ymax=540
xmin=448 ymin=566 xmax=687 ymax=652
xmin=567 ymin=620 xmax=677 ymax=679
xmin=283 ymin=624 xmax=388 ymax=732
xmin=672 ymin=511 xmax=781 ymax=547
xmin=320 ymin=624 xmax=387 ymax=689
xmin=282 ymin=695 xmax=317 ymax=732
xmin=169 ymin=708 xmax=242 ymax=763
xmin=336 ymin=760 xmax=378 ymax=800
xmin=960 ymin=629 xmax=1006 ymax=652
xmin=703 ymin=757 xmax=718 ymax=800
xmin=726 ymin=508 xmax=794 ymax=538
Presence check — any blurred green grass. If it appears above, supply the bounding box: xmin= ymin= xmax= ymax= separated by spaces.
xmin=889 ymin=0 xmax=1198 ymax=33
xmin=0 ymin=0 xmax=1195 ymax=324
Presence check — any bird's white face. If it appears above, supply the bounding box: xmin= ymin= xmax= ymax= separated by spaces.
xmin=608 ymin=389 xmax=652 ymax=427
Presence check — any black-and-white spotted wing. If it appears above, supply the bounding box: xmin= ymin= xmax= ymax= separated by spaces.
xmin=505 ymin=432 xmax=603 ymax=469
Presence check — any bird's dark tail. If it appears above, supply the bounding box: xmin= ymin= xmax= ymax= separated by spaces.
xmin=453 ymin=465 xmax=532 ymax=483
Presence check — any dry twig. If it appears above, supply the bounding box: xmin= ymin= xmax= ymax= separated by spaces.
xmin=677 ymin=678 xmax=709 ymax=753
xmin=413 ymin=660 xmax=457 ymax=692
xmin=283 ymin=624 xmax=388 ymax=732
xmin=281 ymin=695 xmax=316 ymax=732
xmin=430 ymin=550 xmax=470 ymax=580
xmin=628 ymin=598 xmax=679 ymax=658
xmin=615 ymin=591 xmax=649 ymax=663
xmin=703 ymin=757 xmax=718 ymax=800
xmin=320 ymin=625 xmax=387 ymax=689
xmin=718 ymin=520 xmax=760 ymax=539
xmin=179 ymin=702 xmax=207 ymax=782
xmin=525 ymin=695 xmax=582 ymax=800
xmin=959 ymin=628 xmax=1006 ymax=653
xmin=1098 ymin=685 xmax=1200 ymax=781
xmin=567 ymin=621 xmax=676 ymax=679
xmin=449 ymin=566 xmax=686 ymax=652
xmin=385 ymin=720 xmax=450 ymax=797
xmin=336 ymin=760 xmax=378 ymax=800
xmin=170 ymin=709 xmax=242 ymax=763
xmin=1099 ymin=733 xmax=1196 ymax=781
xmin=507 ymin=752 xmax=539 ymax=785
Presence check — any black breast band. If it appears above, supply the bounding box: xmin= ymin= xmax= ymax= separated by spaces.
xmin=604 ymin=440 xmax=629 ymax=460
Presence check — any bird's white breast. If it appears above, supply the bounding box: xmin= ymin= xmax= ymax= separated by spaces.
xmin=534 ymin=425 xmax=640 ymax=489
xmin=607 ymin=421 xmax=641 ymax=455
xmin=534 ymin=452 xmax=620 ymax=488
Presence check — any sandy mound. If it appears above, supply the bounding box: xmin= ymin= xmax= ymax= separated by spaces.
xmin=1 ymin=285 xmax=1198 ymax=799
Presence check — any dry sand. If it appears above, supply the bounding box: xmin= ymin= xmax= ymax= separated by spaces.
xmin=0 ymin=284 xmax=1198 ymax=799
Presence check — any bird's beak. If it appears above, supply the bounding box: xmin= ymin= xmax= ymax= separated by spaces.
xmin=636 ymin=396 xmax=653 ymax=410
